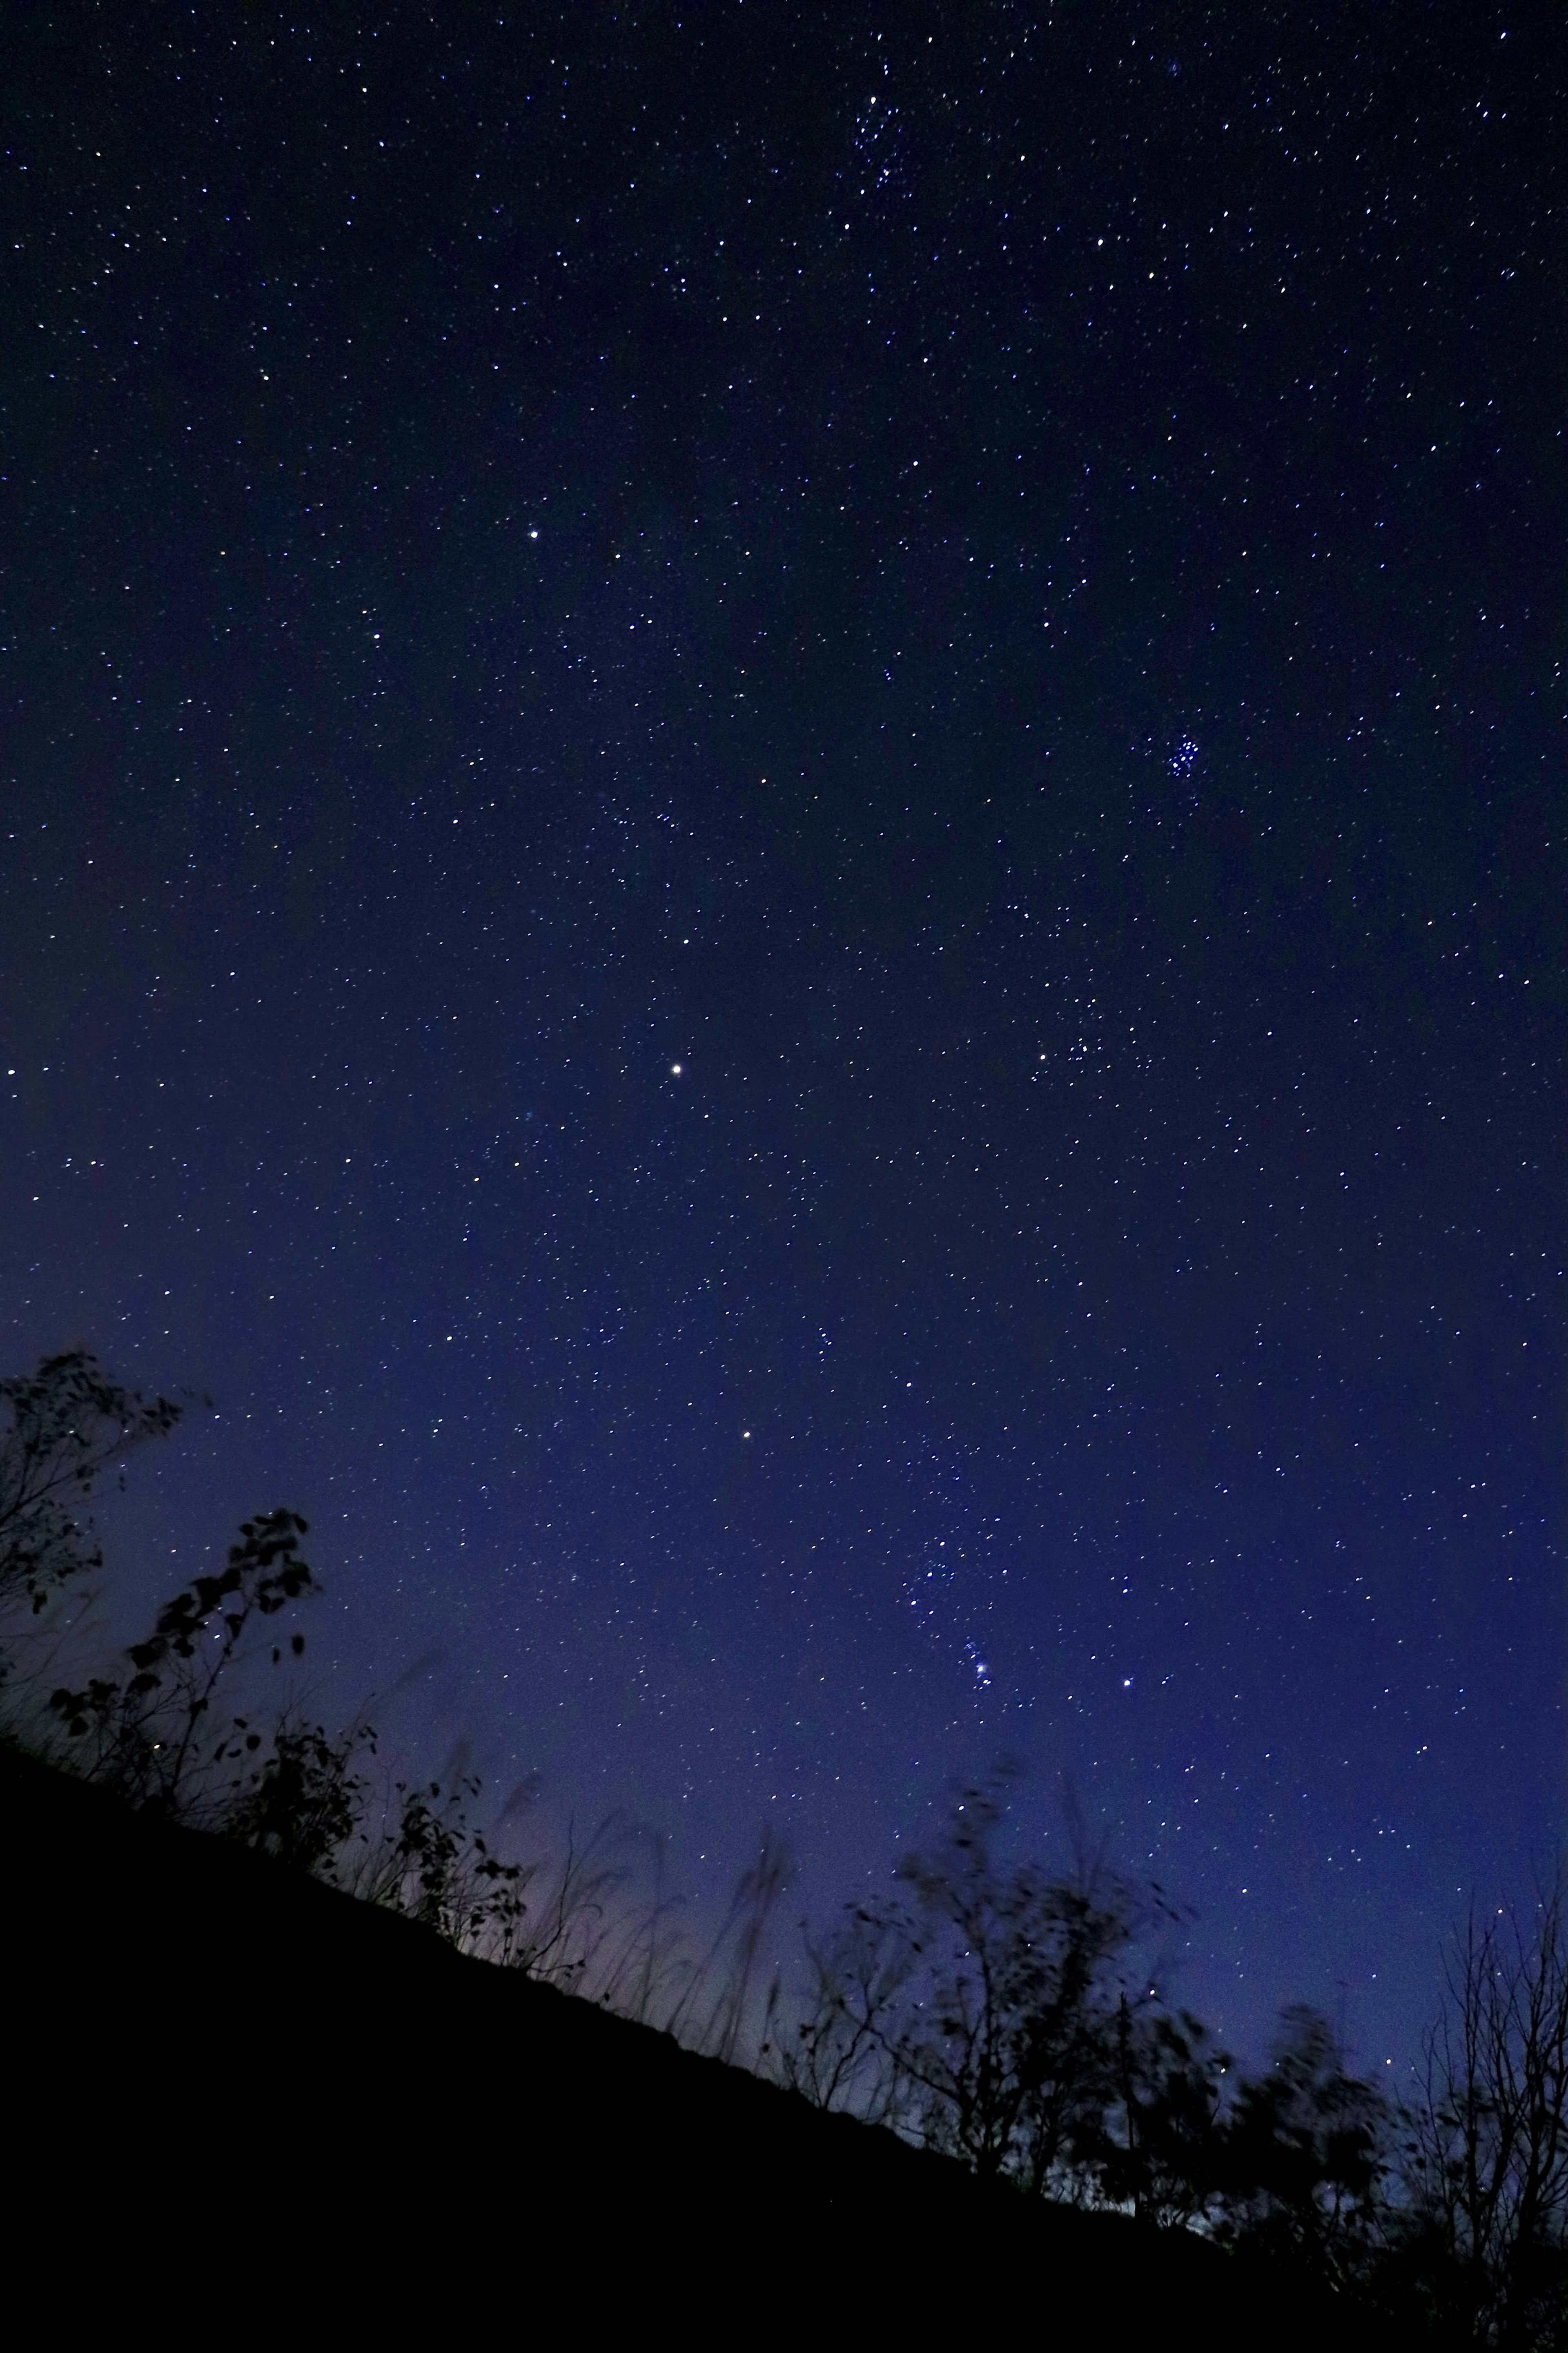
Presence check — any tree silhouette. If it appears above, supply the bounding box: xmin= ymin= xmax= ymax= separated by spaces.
xmin=0 ymin=1349 xmax=182 ymax=1620
xmin=1089 ymin=1997 xmax=1233 ymax=2228
xmin=1212 ymin=2004 xmax=1390 ymax=2292
xmin=784 ymin=1774 xmax=1185 ymax=2201
xmin=1396 ymin=1877 xmax=1568 ymax=2347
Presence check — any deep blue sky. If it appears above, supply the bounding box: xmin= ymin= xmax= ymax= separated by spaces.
xmin=3 ymin=2 xmax=1561 ymax=2071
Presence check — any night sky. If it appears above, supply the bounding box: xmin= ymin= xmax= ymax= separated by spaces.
xmin=4 ymin=3 xmax=1561 ymax=2072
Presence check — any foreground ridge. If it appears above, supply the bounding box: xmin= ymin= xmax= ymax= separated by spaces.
xmin=4 ymin=1744 xmax=1381 ymax=2343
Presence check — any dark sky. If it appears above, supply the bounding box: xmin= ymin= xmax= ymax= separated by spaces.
xmin=4 ymin=2 xmax=1561 ymax=2071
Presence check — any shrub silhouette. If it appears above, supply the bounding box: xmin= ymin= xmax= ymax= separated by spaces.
xmin=222 ymin=1720 xmax=370 ymax=1875
xmin=780 ymin=1900 xmax=918 ymax=2126
xmin=46 ymin=1506 xmax=316 ymax=1816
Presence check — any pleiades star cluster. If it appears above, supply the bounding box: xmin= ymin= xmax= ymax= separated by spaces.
xmin=2 ymin=2 xmax=1560 ymax=2069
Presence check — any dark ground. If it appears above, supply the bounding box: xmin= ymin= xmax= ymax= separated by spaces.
xmin=0 ymin=1745 xmax=1391 ymax=2342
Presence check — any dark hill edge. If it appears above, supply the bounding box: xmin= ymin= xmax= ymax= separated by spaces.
xmin=2 ymin=1745 xmax=1382 ymax=2342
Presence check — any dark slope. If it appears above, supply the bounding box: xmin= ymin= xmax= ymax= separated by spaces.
xmin=2 ymin=1746 xmax=1378 ymax=2342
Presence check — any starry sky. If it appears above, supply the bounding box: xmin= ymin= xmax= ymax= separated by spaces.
xmin=3 ymin=2 xmax=1562 ymax=2070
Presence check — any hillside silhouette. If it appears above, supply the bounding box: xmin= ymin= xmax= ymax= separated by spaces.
xmin=4 ymin=1350 xmax=1559 ymax=2342
xmin=6 ymin=1738 xmax=1371 ymax=2344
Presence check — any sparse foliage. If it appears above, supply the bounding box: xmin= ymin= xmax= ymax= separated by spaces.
xmin=347 ymin=1771 xmax=537 ymax=1958
xmin=47 ymin=1508 xmax=316 ymax=1815
xmin=779 ymin=1904 xmax=916 ymax=2126
xmin=0 ymin=1349 xmax=182 ymax=1621
xmin=1395 ymin=1879 xmax=1568 ymax=2347
xmin=222 ymin=1720 xmax=372 ymax=1876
